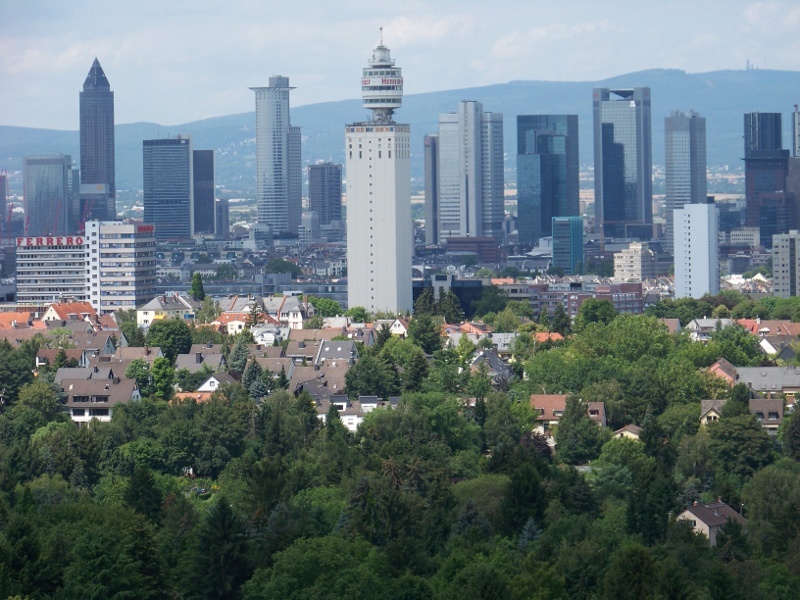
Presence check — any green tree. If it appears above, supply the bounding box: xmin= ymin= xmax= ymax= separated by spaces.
xmin=551 ymin=304 xmax=571 ymax=336
xmin=229 ymin=337 xmax=251 ymax=373
xmin=345 ymin=352 xmax=400 ymax=399
xmin=151 ymin=357 xmax=174 ymax=401
xmin=740 ymin=458 xmax=800 ymax=554
xmin=190 ymin=272 xmax=206 ymax=301
xmin=196 ymin=296 xmax=221 ymax=324
xmin=493 ymin=307 xmax=521 ymax=333
xmin=573 ymin=298 xmax=617 ymax=332
xmin=124 ymin=466 xmax=162 ymax=522
xmin=145 ymin=318 xmax=192 ymax=363
xmin=438 ymin=289 xmax=465 ymax=323
xmin=125 ymin=359 xmax=154 ymax=398
xmin=413 ymin=288 xmax=436 ymax=315
xmin=556 ymin=396 xmax=608 ymax=464
xmin=708 ymin=414 xmax=774 ymax=481
xmin=0 ymin=339 xmax=34 ymax=407
xmin=408 ymin=313 xmax=442 ymax=354
xmin=345 ymin=306 xmax=370 ymax=323
xmin=187 ymin=498 xmax=252 ymax=600
xmin=16 ymin=380 xmax=63 ymax=422
xmin=247 ymin=300 xmax=263 ymax=328
xmin=308 ymin=296 xmax=342 ymax=318
xmin=401 ymin=348 xmax=429 ymax=392
xmin=500 ymin=463 xmax=546 ymax=535
xmin=472 ymin=286 xmax=509 ymax=317
xmin=707 ymin=323 xmax=762 ymax=366
xmin=783 ymin=403 xmax=800 ymax=461
xmin=266 ymin=258 xmax=301 ymax=277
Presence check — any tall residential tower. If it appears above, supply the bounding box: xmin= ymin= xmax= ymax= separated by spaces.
xmin=664 ymin=110 xmax=707 ymax=255
xmin=79 ymin=58 xmax=116 ymax=223
xmin=251 ymin=77 xmax=301 ymax=237
xmin=592 ymin=88 xmax=653 ymax=239
xmin=143 ymin=137 xmax=193 ymax=240
xmin=345 ymin=36 xmax=412 ymax=313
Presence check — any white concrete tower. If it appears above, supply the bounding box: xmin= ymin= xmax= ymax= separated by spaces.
xmin=345 ymin=32 xmax=412 ymax=314
xmin=251 ymin=76 xmax=301 ymax=236
xmin=674 ymin=199 xmax=719 ymax=299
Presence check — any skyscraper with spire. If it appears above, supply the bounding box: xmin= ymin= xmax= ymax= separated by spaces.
xmin=251 ymin=77 xmax=301 ymax=236
xmin=79 ymin=58 xmax=115 ymax=223
xmin=345 ymin=33 xmax=412 ymax=313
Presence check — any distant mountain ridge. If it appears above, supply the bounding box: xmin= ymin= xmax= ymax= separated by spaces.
xmin=3 ymin=68 xmax=800 ymax=193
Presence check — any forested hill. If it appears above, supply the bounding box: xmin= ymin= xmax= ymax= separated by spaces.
xmin=1 ymin=292 xmax=799 ymax=597
xmin=3 ymin=68 xmax=800 ymax=192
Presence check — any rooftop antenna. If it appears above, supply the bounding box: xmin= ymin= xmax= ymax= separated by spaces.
xmin=379 ymin=27 xmax=383 ymax=45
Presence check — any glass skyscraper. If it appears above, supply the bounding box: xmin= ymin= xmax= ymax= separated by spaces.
xmin=23 ymin=154 xmax=75 ymax=236
xmin=143 ymin=137 xmax=193 ymax=240
xmin=517 ymin=115 xmax=579 ymax=244
xmin=592 ymin=88 xmax=652 ymax=239
xmin=664 ymin=110 xmax=707 ymax=255
xmin=308 ymin=162 xmax=342 ymax=226
xmin=79 ymin=59 xmax=115 ymax=223
xmin=192 ymin=150 xmax=215 ymax=235
xmin=552 ymin=216 xmax=584 ymax=275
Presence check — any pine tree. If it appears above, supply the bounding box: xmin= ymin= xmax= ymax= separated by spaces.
xmin=551 ymin=304 xmax=571 ymax=336
xmin=247 ymin=300 xmax=263 ymax=328
xmin=242 ymin=359 xmax=263 ymax=390
xmin=229 ymin=337 xmax=250 ymax=373
xmin=124 ymin=466 xmax=162 ymax=523
xmin=537 ymin=306 xmax=550 ymax=329
xmin=413 ymin=288 xmax=436 ymax=315
xmin=438 ymin=290 xmax=465 ymax=323
xmin=784 ymin=404 xmax=800 ymax=461
xmin=190 ymin=272 xmax=206 ymax=301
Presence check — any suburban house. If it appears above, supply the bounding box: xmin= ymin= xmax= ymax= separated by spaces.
xmin=313 ymin=394 xmax=400 ymax=432
xmin=676 ymin=500 xmax=746 ymax=546
xmin=707 ymin=358 xmax=738 ymax=386
xmin=613 ymin=424 xmax=643 ymax=440
xmin=42 ymin=301 xmax=97 ymax=323
xmin=262 ymin=295 xmax=313 ymax=330
xmin=530 ymin=394 xmax=606 ymax=442
xmin=469 ymin=349 xmax=514 ymax=390
xmin=685 ymin=318 xmax=735 ymax=343
xmin=700 ymin=397 xmax=785 ymax=434
xmin=735 ymin=366 xmax=800 ymax=402
xmin=174 ymin=351 xmax=226 ymax=373
xmin=60 ymin=375 xmax=141 ymax=424
xmin=36 ymin=348 xmax=89 ymax=369
xmin=314 ymin=340 xmax=358 ymax=367
xmin=136 ymin=294 xmax=202 ymax=327
xmin=196 ymin=372 xmax=241 ymax=393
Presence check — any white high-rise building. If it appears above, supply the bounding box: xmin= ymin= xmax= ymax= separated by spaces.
xmin=345 ymin=35 xmax=412 ymax=313
xmin=773 ymin=230 xmax=800 ymax=297
xmin=674 ymin=200 xmax=719 ymax=299
xmin=251 ymin=76 xmax=301 ymax=236
xmin=16 ymin=221 xmax=156 ymax=312
xmin=436 ymin=101 xmax=504 ymax=243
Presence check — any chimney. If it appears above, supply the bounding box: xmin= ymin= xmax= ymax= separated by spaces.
xmin=196 ymin=352 xmax=203 ymax=364
xmin=207 ymin=341 xmax=213 ymax=349
xmin=112 ymin=376 xmax=120 ymax=384
xmin=162 ymin=295 xmax=166 ymax=304
xmin=693 ymin=501 xmax=698 ymax=506
xmin=299 ymin=341 xmax=305 ymax=348
xmin=94 ymin=366 xmax=99 ymax=373
xmin=145 ymin=345 xmax=150 ymax=356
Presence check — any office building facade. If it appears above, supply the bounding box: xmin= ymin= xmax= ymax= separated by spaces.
xmin=436 ymin=101 xmax=504 ymax=244
xmin=773 ymin=230 xmax=800 ymax=297
xmin=423 ymin=134 xmax=439 ymax=245
xmin=345 ymin=40 xmax=412 ymax=313
xmin=552 ymin=216 xmax=584 ymax=275
xmin=23 ymin=154 xmax=76 ymax=237
xmin=674 ymin=200 xmax=719 ymax=299
xmin=143 ymin=137 xmax=193 ymax=240
xmin=744 ymin=112 xmax=789 ymax=228
xmin=192 ymin=150 xmax=215 ymax=235
xmin=215 ymin=198 xmax=229 ymax=237
xmin=79 ymin=58 xmax=116 ymax=223
xmin=517 ymin=115 xmax=579 ymax=244
xmin=16 ymin=221 xmax=156 ymax=311
xmin=251 ymin=76 xmax=301 ymax=236
xmin=664 ymin=110 xmax=707 ymax=255
xmin=308 ymin=162 xmax=342 ymax=226
xmin=592 ymin=88 xmax=653 ymax=239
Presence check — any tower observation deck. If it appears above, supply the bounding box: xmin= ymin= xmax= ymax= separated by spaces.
xmin=361 ymin=30 xmax=403 ymax=123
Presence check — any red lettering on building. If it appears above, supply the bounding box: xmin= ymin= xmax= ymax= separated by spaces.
xmin=46 ymin=237 xmax=54 ymax=245
xmin=35 ymin=237 xmax=43 ymax=245
xmin=75 ymin=237 xmax=83 ymax=245
xmin=65 ymin=237 xmax=73 ymax=245
xmin=137 ymin=225 xmax=154 ymax=233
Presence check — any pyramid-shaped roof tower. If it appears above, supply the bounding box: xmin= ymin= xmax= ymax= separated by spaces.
xmin=83 ymin=58 xmax=110 ymax=90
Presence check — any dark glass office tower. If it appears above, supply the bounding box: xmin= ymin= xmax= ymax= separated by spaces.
xmin=308 ymin=162 xmax=342 ymax=226
xmin=423 ymin=134 xmax=439 ymax=245
xmin=192 ymin=150 xmax=215 ymax=235
xmin=79 ymin=58 xmax=115 ymax=222
xmin=23 ymin=154 xmax=75 ymax=236
xmin=744 ymin=112 xmax=789 ymax=228
xmin=143 ymin=137 xmax=193 ymax=240
xmin=517 ymin=115 xmax=579 ymax=244
xmin=664 ymin=110 xmax=707 ymax=255
xmin=592 ymin=88 xmax=652 ymax=239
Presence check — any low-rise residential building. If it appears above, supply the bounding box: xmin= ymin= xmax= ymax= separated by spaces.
xmin=137 ymin=294 xmax=202 ymax=327
xmin=676 ymin=501 xmax=746 ymax=546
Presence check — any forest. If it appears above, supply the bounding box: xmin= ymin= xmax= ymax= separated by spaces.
xmin=1 ymin=300 xmax=800 ymax=599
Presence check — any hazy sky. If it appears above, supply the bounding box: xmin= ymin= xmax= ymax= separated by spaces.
xmin=3 ymin=0 xmax=800 ymax=130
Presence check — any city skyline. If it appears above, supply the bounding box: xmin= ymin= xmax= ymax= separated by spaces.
xmin=5 ymin=1 xmax=800 ymax=130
